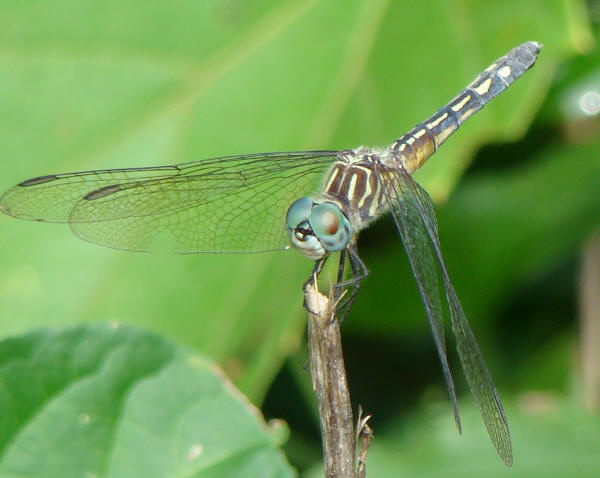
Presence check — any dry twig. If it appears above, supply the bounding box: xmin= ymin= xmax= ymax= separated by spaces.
xmin=305 ymin=279 xmax=356 ymax=477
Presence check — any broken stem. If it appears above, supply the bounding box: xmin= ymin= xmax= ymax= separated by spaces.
xmin=305 ymin=279 xmax=372 ymax=477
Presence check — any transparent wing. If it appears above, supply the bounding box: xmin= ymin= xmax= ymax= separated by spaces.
xmin=379 ymin=165 xmax=512 ymax=466
xmin=375 ymin=164 xmax=461 ymax=432
xmin=0 ymin=151 xmax=338 ymax=253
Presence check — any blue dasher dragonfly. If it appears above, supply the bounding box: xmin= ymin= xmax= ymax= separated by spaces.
xmin=0 ymin=41 xmax=541 ymax=466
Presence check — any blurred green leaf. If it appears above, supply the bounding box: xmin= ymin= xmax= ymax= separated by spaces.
xmin=304 ymin=398 xmax=600 ymax=477
xmin=512 ymin=331 xmax=574 ymax=391
xmin=0 ymin=1 xmax=595 ymax=476
xmin=369 ymin=400 xmax=600 ymax=477
xmin=0 ymin=324 xmax=294 ymax=478
xmin=0 ymin=0 xmax=588 ymax=404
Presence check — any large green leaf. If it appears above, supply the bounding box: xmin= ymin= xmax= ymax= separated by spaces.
xmin=0 ymin=0 xmax=587 ymax=404
xmin=0 ymin=324 xmax=294 ymax=478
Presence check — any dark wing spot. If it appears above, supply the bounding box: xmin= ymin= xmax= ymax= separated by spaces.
xmin=84 ymin=184 xmax=122 ymax=200
xmin=19 ymin=175 xmax=58 ymax=186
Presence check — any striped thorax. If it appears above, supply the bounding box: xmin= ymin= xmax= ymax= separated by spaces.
xmin=321 ymin=148 xmax=387 ymax=229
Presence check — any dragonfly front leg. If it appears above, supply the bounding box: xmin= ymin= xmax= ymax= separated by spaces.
xmin=302 ymin=246 xmax=369 ymax=320
xmin=334 ymin=245 xmax=369 ymax=322
xmin=302 ymin=255 xmax=329 ymax=315
xmin=334 ymin=249 xmax=347 ymax=300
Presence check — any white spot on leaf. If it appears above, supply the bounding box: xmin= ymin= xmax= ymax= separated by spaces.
xmin=187 ymin=443 xmax=204 ymax=461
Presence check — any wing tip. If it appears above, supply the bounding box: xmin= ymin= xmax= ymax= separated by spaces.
xmin=501 ymin=449 xmax=514 ymax=467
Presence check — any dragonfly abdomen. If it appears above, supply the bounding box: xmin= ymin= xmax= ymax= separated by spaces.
xmin=391 ymin=41 xmax=541 ymax=174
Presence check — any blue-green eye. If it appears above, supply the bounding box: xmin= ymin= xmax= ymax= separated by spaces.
xmin=285 ymin=197 xmax=313 ymax=231
xmin=308 ymin=202 xmax=351 ymax=252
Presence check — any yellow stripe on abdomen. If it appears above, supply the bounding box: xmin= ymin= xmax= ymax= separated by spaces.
xmin=390 ymin=41 xmax=541 ymax=173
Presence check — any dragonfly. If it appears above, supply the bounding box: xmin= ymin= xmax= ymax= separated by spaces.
xmin=0 ymin=41 xmax=541 ymax=466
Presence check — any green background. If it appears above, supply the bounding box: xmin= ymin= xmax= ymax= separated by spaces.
xmin=0 ymin=0 xmax=599 ymax=476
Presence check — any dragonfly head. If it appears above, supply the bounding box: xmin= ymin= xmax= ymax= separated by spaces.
xmin=285 ymin=197 xmax=351 ymax=261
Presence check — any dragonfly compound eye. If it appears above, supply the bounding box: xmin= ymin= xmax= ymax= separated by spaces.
xmin=285 ymin=197 xmax=313 ymax=233
xmin=309 ymin=202 xmax=351 ymax=252
xmin=285 ymin=197 xmax=326 ymax=260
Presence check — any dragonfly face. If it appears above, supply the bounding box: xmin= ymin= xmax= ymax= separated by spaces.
xmin=285 ymin=196 xmax=352 ymax=260
xmin=285 ymin=146 xmax=400 ymax=261
xmin=0 ymin=41 xmax=543 ymax=466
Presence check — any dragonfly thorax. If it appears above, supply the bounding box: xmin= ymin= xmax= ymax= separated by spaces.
xmin=319 ymin=147 xmax=396 ymax=232
xmin=285 ymin=197 xmax=352 ymax=261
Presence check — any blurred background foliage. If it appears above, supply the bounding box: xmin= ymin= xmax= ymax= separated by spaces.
xmin=0 ymin=0 xmax=599 ymax=476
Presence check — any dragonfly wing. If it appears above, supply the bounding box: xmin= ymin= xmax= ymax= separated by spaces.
xmin=0 ymin=151 xmax=337 ymax=253
xmin=376 ymin=164 xmax=461 ymax=432
xmin=391 ymin=167 xmax=512 ymax=466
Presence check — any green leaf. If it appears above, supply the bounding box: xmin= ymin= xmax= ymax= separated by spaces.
xmin=368 ymin=400 xmax=600 ymax=477
xmin=0 ymin=324 xmax=294 ymax=478
xmin=305 ymin=399 xmax=600 ymax=477
xmin=0 ymin=0 xmax=588 ymax=404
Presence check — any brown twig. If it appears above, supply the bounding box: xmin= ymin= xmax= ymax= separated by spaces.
xmin=356 ymin=406 xmax=374 ymax=478
xmin=305 ymin=278 xmax=359 ymax=477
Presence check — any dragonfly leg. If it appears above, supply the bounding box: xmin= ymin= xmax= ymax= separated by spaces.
xmin=334 ymin=249 xmax=347 ymax=302
xmin=302 ymin=246 xmax=368 ymax=320
xmin=335 ymin=245 xmax=369 ymax=288
xmin=302 ymin=255 xmax=329 ymax=315
xmin=334 ymin=245 xmax=369 ymax=322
